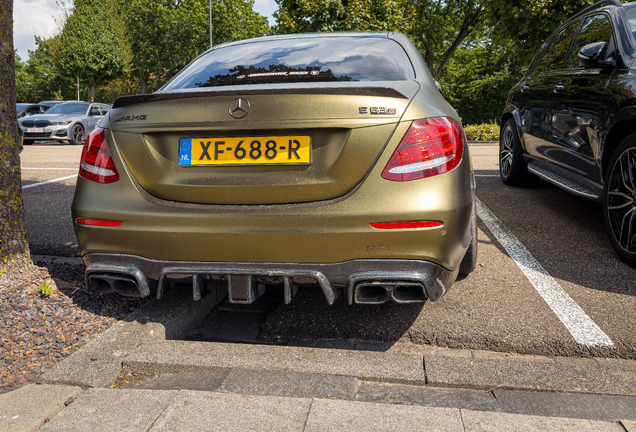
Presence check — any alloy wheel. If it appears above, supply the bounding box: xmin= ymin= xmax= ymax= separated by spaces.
xmin=72 ymin=124 xmax=85 ymax=145
xmin=500 ymin=125 xmax=514 ymax=178
xmin=606 ymin=147 xmax=636 ymax=253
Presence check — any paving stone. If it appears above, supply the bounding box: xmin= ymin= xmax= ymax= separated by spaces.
xmin=596 ymin=358 xmax=636 ymax=370
xmin=494 ymin=389 xmax=636 ymax=421
xmin=151 ymin=391 xmax=311 ymax=431
xmin=356 ymin=382 xmax=500 ymax=411
xmin=461 ymin=409 xmax=625 ymax=432
xmin=125 ymin=340 xmax=426 ymax=384
xmin=303 ymin=399 xmax=464 ymax=432
xmin=425 ymin=352 xmax=636 ymax=396
xmin=219 ymin=368 xmax=357 ymax=399
xmin=622 ymin=420 xmax=636 ymax=432
xmin=134 ymin=369 xmax=232 ymax=391
xmin=473 ymin=350 xmax=554 ymax=364
xmin=40 ymin=388 xmax=177 ymax=432
xmin=0 ymin=384 xmax=84 ymax=432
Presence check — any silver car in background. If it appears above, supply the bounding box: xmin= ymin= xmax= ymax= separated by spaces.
xmin=19 ymin=101 xmax=111 ymax=145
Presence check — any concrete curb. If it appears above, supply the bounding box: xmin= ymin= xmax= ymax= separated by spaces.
xmin=41 ymin=288 xmax=636 ymax=397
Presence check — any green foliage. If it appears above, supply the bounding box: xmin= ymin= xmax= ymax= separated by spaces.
xmin=440 ymin=39 xmax=524 ymax=125
xmin=410 ymin=0 xmax=485 ymax=79
xmin=463 ymin=122 xmax=499 ymax=141
xmin=486 ymin=0 xmax=597 ymax=62
xmin=54 ymin=0 xmax=131 ymax=100
xmin=274 ymin=0 xmax=408 ymax=34
xmin=39 ymin=283 xmax=54 ymax=297
xmin=119 ymin=0 xmax=270 ymax=93
xmin=15 ymin=37 xmax=76 ymax=102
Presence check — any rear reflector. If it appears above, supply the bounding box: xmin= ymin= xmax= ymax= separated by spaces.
xmin=370 ymin=221 xmax=443 ymax=229
xmin=76 ymin=219 xmax=123 ymax=227
xmin=382 ymin=117 xmax=464 ymax=181
xmin=79 ymin=128 xmax=120 ymax=183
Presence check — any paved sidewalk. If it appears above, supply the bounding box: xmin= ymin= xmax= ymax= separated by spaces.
xmin=2 ymin=288 xmax=635 ymax=431
xmin=1 ymin=383 xmax=633 ymax=432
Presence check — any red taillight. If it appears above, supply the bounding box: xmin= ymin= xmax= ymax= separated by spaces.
xmin=370 ymin=221 xmax=443 ymax=229
xmin=76 ymin=219 xmax=123 ymax=227
xmin=79 ymin=128 xmax=120 ymax=183
xmin=381 ymin=117 xmax=464 ymax=181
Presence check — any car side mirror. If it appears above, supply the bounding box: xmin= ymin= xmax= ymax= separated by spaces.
xmin=578 ymin=42 xmax=615 ymax=68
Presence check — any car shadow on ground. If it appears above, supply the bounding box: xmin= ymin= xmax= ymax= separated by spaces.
xmin=476 ymin=174 xmax=636 ymax=298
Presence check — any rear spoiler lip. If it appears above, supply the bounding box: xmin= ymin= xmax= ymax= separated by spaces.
xmin=112 ymin=87 xmax=409 ymax=109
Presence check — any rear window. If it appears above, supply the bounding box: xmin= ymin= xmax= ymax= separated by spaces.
xmin=163 ymin=37 xmax=416 ymax=90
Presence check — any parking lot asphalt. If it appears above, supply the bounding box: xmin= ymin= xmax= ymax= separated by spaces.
xmin=19 ymin=141 xmax=636 ymax=359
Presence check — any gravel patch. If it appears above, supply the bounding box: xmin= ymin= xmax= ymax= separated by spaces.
xmin=0 ymin=261 xmax=149 ymax=394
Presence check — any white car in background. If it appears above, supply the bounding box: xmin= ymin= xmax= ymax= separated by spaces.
xmin=19 ymin=101 xmax=111 ymax=145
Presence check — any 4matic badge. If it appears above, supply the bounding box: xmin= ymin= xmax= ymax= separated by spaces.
xmin=359 ymin=107 xmax=397 ymax=115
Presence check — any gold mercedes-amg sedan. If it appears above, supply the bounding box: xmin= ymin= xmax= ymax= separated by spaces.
xmin=72 ymin=32 xmax=476 ymax=306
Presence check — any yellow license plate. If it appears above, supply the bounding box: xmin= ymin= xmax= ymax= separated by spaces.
xmin=180 ymin=136 xmax=311 ymax=166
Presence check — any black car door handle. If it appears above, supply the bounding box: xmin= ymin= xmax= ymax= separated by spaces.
xmin=553 ymin=84 xmax=565 ymax=93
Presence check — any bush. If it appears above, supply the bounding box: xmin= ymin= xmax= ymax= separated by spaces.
xmin=463 ymin=123 xmax=500 ymax=141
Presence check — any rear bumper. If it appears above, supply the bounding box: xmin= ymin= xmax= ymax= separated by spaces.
xmin=83 ymin=253 xmax=458 ymax=304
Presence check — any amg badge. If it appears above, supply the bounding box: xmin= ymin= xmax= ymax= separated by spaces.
xmin=114 ymin=115 xmax=147 ymax=122
xmin=359 ymin=107 xmax=397 ymax=115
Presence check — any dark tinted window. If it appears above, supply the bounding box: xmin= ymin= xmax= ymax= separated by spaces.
xmin=46 ymin=103 xmax=88 ymax=115
xmin=570 ymin=14 xmax=614 ymax=67
xmin=163 ymin=37 xmax=416 ymax=90
xmin=535 ymin=42 xmax=552 ymax=75
xmin=546 ymin=23 xmax=579 ymax=70
xmin=626 ymin=6 xmax=636 ymax=39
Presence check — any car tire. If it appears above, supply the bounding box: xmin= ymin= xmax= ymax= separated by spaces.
xmin=499 ymin=119 xmax=539 ymax=186
xmin=459 ymin=199 xmax=477 ymax=275
xmin=602 ymin=134 xmax=636 ymax=267
xmin=70 ymin=124 xmax=85 ymax=145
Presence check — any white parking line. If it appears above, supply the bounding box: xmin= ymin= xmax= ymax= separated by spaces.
xmin=22 ymin=174 xmax=78 ymax=189
xmin=475 ymin=197 xmax=614 ymax=348
xmin=22 ymin=167 xmax=77 ymax=170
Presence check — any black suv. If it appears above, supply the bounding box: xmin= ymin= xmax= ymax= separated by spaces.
xmin=500 ymin=0 xmax=636 ymax=266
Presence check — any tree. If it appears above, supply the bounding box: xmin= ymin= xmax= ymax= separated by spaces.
xmin=439 ymin=38 xmax=524 ymax=124
xmin=119 ymin=0 xmax=270 ymax=94
xmin=1 ymin=0 xmax=32 ymax=280
xmin=275 ymin=0 xmax=484 ymax=79
xmin=54 ymin=0 xmax=131 ymax=102
xmin=15 ymin=36 xmax=77 ymax=103
xmin=410 ymin=0 xmax=485 ymax=80
xmin=275 ymin=0 xmax=407 ymax=34
xmin=487 ymin=0 xmax=597 ymax=62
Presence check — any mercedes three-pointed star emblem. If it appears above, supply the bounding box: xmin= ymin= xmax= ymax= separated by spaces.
xmin=228 ymin=97 xmax=250 ymax=119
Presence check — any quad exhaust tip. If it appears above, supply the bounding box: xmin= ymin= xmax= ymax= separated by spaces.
xmin=88 ymin=273 xmax=144 ymax=297
xmin=354 ymin=281 xmax=427 ymax=304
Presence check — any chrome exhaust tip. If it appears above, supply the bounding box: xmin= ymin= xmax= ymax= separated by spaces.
xmin=85 ymin=264 xmax=151 ymax=298
xmin=353 ymin=281 xmax=427 ymax=304
xmin=88 ymin=273 xmax=144 ymax=297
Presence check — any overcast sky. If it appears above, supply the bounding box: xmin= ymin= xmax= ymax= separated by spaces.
xmin=13 ymin=0 xmax=278 ymax=61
